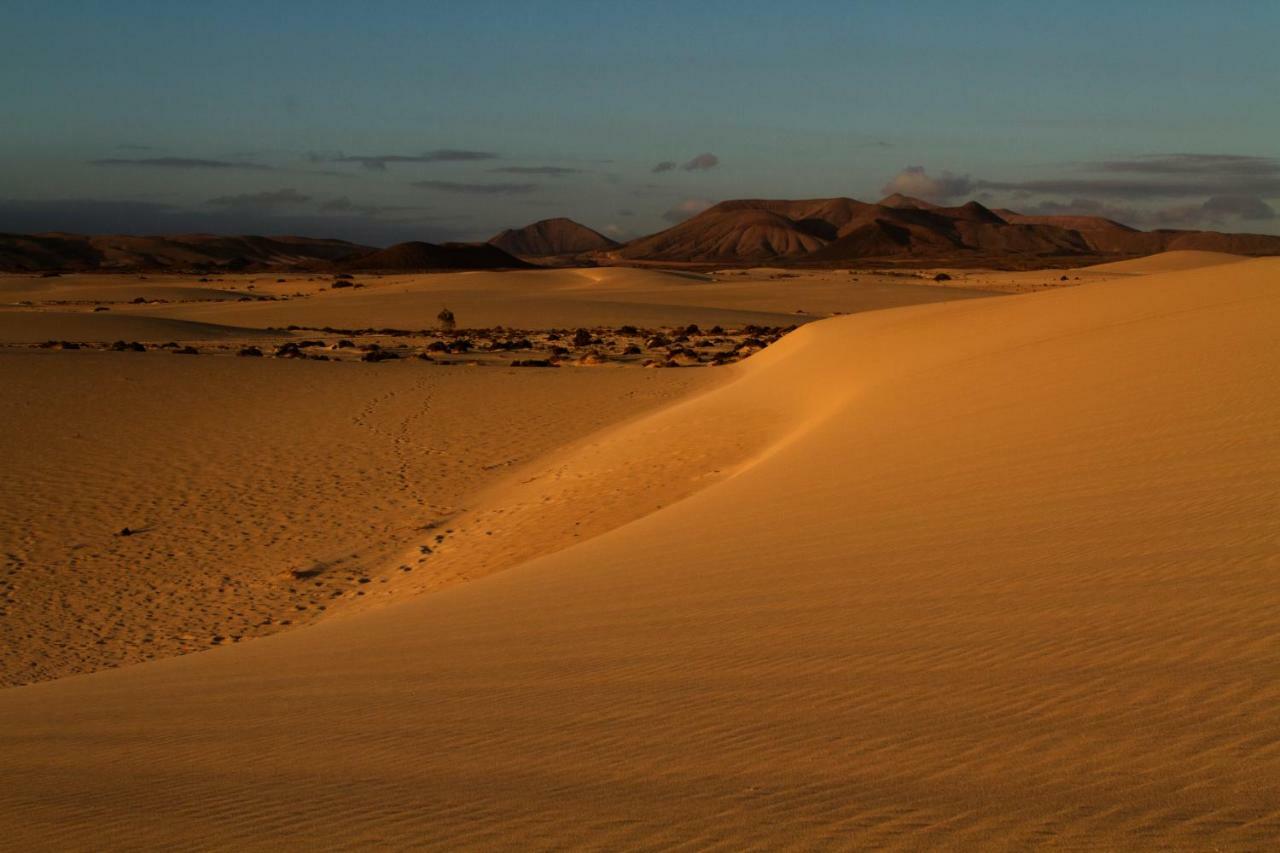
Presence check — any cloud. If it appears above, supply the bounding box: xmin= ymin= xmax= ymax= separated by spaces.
xmin=318 ymin=196 xmax=430 ymax=218
xmin=681 ymin=152 xmax=720 ymax=172
xmin=880 ymin=166 xmax=976 ymax=202
xmin=332 ymin=149 xmax=498 ymax=171
xmin=1017 ymin=197 xmax=1145 ymax=224
xmin=488 ymin=166 xmax=583 ymax=176
xmin=89 ymin=157 xmax=273 ymax=170
xmin=1199 ymin=194 xmax=1276 ymax=220
xmin=980 ymin=176 xmax=1280 ymax=199
xmin=980 ymin=153 xmax=1280 ymax=200
xmin=888 ymin=155 xmax=1280 ymax=214
xmin=1097 ymin=153 xmax=1280 ymax=177
xmin=205 ymin=188 xmax=310 ymax=209
xmin=411 ymin=180 xmax=538 ymax=195
xmin=662 ymin=198 xmax=713 ymax=223
xmin=1009 ymin=193 xmax=1276 ymax=230
xmin=1149 ymin=195 xmax=1277 ymax=227
xmin=652 ymin=161 xmax=677 ymax=173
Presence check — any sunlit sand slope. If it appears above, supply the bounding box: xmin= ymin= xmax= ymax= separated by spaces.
xmin=1 ymin=259 xmax=1277 ymax=850
xmin=1084 ymin=249 xmax=1250 ymax=274
xmin=0 ymin=355 xmax=708 ymax=685
xmin=124 ymin=266 xmax=994 ymax=330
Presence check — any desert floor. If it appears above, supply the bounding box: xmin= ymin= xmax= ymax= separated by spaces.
xmin=1 ymin=252 xmax=1277 ymax=849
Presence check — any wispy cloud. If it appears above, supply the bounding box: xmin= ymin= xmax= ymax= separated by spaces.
xmin=981 ymin=153 xmax=1280 ymax=199
xmin=205 ymin=188 xmax=311 ymax=209
xmin=883 ymin=156 xmax=1280 ymax=226
xmin=412 ymin=180 xmax=538 ymax=195
xmin=488 ymin=166 xmax=583 ymax=176
xmin=318 ymin=196 xmax=431 ymax=217
xmin=332 ymin=149 xmax=499 ymax=171
xmin=1096 ymin=153 xmax=1280 ymax=177
xmin=90 ymin=157 xmax=274 ymax=170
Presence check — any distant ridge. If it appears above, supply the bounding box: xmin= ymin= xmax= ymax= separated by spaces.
xmin=0 ymin=232 xmax=370 ymax=272
xmin=488 ymin=217 xmax=618 ymax=257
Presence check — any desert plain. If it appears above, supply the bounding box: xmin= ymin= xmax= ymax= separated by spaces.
xmin=0 ymin=249 xmax=1277 ymax=849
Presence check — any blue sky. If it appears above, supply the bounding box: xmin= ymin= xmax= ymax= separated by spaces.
xmin=2 ymin=0 xmax=1278 ymax=244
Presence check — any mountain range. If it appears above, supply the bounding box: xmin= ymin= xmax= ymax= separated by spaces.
xmin=605 ymin=195 xmax=1280 ymax=264
xmin=3 ymin=196 xmax=1279 ymax=271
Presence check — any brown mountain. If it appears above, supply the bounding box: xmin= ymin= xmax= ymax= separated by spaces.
xmin=488 ymin=217 xmax=618 ymax=257
xmin=0 ymin=232 xmax=370 ymax=272
xmin=337 ymin=241 xmax=533 ymax=271
xmin=610 ymin=196 xmax=1280 ymax=265
xmin=614 ymin=197 xmax=1089 ymax=263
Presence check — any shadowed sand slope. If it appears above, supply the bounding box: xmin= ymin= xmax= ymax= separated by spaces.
xmin=1 ymin=260 xmax=1278 ymax=849
xmin=0 ymin=311 xmax=273 ymax=343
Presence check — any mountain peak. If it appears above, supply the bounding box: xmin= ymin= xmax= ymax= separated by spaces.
xmin=877 ymin=193 xmax=941 ymax=210
xmin=488 ymin=218 xmax=618 ymax=257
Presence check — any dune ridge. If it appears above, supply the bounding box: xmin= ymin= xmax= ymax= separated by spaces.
xmin=1 ymin=258 xmax=1277 ymax=849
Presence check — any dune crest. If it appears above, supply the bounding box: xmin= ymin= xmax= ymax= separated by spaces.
xmin=1 ymin=259 xmax=1277 ymax=849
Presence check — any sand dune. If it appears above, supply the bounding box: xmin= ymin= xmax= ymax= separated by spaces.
xmin=1 ymin=258 xmax=1276 ymax=848
xmin=1 ymin=275 xmax=243 ymax=304
xmin=1083 ymin=249 xmax=1251 ymax=274
xmin=0 ymin=310 xmax=273 ymax=343
xmin=116 ymin=266 xmax=994 ymax=331
xmin=0 ymin=353 xmax=708 ymax=685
